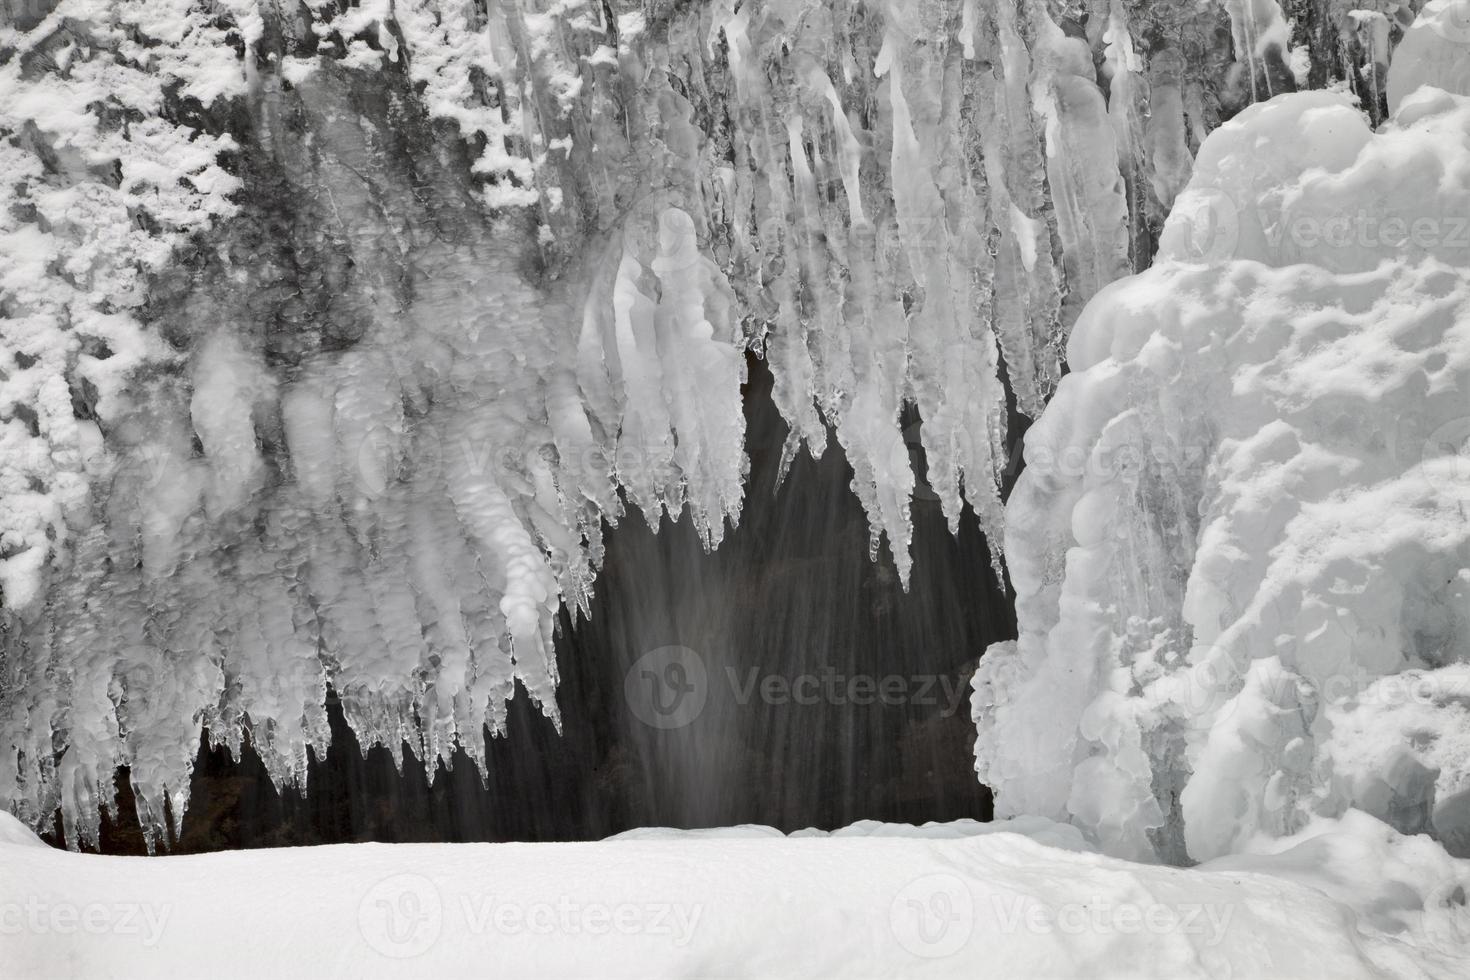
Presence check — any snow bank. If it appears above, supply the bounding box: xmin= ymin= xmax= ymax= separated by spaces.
xmin=609 ymin=816 xmax=1094 ymax=852
xmin=0 ymin=810 xmax=47 ymax=848
xmin=3 ymin=813 xmax=1466 ymax=978
xmin=973 ymin=53 xmax=1470 ymax=859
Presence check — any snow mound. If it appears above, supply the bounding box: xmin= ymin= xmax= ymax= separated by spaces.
xmin=1202 ymin=809 xmax=1470 ymax=974
xmin=792 ymin=816 xmax=1092 ymax=852
xmin=605 ymin=825 xmax=787 ymax=842
xmin=2 ymin=812 xmax=1465 ymax=978
xmin=0 ymin=810 xmax=46 ymax=848
xmin=973 ymin=85 xmax=1470 ymax=862
xmin=610 ymin=816 xmax=1093 ymax=852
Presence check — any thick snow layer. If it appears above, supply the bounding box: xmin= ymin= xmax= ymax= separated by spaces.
xmin=973 ymin=55 xmax=1470 ymax=861
xmin=2 ymin=810 xmax=1467 ymax=978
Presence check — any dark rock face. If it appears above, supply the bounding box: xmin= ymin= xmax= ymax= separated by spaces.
xmin=1 ymin=0 xmax=58 ymax=32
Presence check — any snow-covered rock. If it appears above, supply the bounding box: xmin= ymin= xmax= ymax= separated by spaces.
xmin=973 ymin=65 xmax=1470 ymax=859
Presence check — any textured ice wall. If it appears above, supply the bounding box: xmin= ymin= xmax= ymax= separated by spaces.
xmin=973 ymin=12 xmax=1470 ymax=862
xmin=0 ymin=0 xmax=1430 ymax=847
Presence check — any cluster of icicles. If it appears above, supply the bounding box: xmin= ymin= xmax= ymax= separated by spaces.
xmin=0 ymin=0 xmax=1417 ymax=848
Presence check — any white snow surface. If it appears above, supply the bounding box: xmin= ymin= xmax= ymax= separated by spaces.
xmin=2 ymin=810 xmax=1468 ymax=979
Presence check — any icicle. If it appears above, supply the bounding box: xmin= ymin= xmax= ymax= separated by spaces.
xmin=1219 ymin=0 xmax=1292 ymax=102
xmin=973 ymin=0 xmax=1065 ymax=419
xmin=648 ymin=208 xmax=748 ymax=548
xmin=1029 ymin=5 xmax=1132 ymax=327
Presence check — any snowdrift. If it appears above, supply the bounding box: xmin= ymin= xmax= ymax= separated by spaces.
xmin=2 ymin=811 xmax=1469 ymax=979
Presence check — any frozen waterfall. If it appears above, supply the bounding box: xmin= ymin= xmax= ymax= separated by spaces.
xmin=974 ymin=8 xmax=1470 ymax=863
xmin=0 ymin=0 xmax=1464 ymax=862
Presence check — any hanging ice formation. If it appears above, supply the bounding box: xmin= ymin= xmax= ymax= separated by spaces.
xmin=0 ymin=0 xmax=1431 ymax=848
xmin=974 ymin=1 xmax=1470 ymax=863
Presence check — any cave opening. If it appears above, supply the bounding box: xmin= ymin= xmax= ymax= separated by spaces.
xmin=55 ymin=354 xmax=1013 ymax=854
